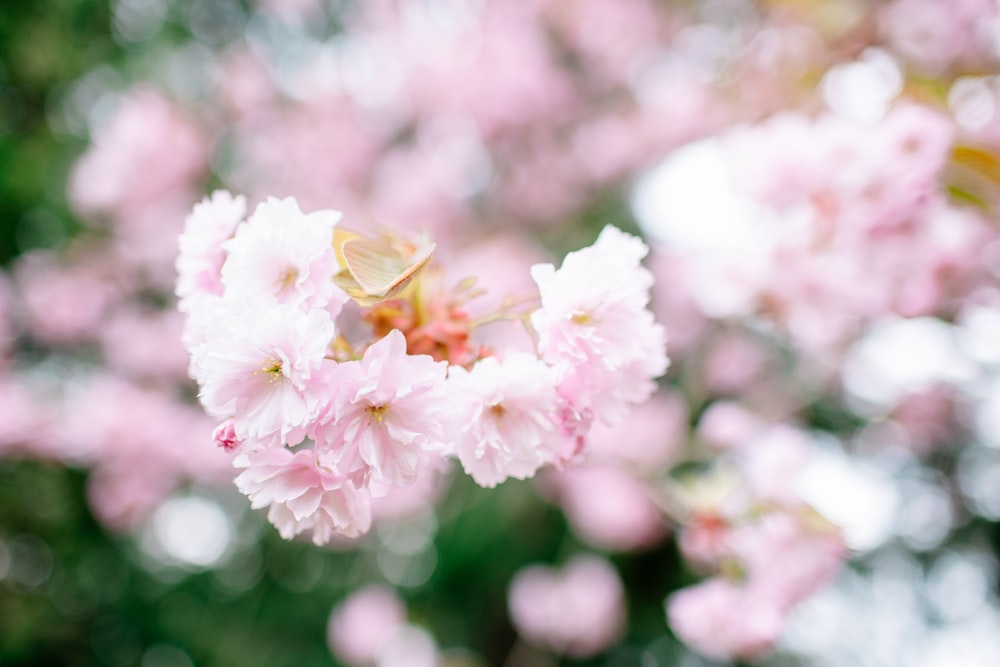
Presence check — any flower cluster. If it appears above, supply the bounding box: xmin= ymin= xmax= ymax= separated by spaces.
xmin=177 ymin=192 xmax=668 ymax=543
xmin=664 ymin=424 xmax=847 ymax=661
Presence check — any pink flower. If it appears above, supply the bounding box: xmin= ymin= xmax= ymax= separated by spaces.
xmin=584 ymin=390 xmax=687 ymax=470
xmin=67 ymin=88 xmax=207 ymax=220
xmin=193 ymin=300 xmax=335 ymax=447
xmin=508 ymin=555 xmax=626 ymax=657
xmin=176 ymin=190 xmax=246 ymax=307
xmin=234 ymin=448 xmax=372 ymax=543
xmin=888 ymin=383 xmax=956 ymax=455
xmin=14 ymin=251 xmax=118 ymax=346
xmin=220 ymin=197 xmax=346 ymax=314
xmin=314 ymin=330 xmax=456 ymax=489
xmin=449 ymin=354 xmax=563 ymax=487
xmin=742 ymin=426 xmax=812 ymax=505
xmin=0 ymin=375 xmax=49 ymax=457
xmin=98 ymin=306 xmax=190 ymax=382
xmin=728 ymin=511 xmax=846 ymax=612
xmin=666 ymin=578 xmax=786 ymax=662
xmin=878 ymin=0 xmax=998 ymax=74
xmin=696 ymin=401 xmax=765 ymax=450
xmin=530 ymin=225 xmax=668 ymax=425
xmin=327 ymin=585 xmax=407 ymax=666
xmin=702 ymin=332 xmax=771 ymax=394
xmin=547 ymin=465 xmax=667 ymax=552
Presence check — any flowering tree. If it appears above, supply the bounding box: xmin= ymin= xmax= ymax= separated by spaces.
xmin=2 ymin=0 xmax=1000 ymax=666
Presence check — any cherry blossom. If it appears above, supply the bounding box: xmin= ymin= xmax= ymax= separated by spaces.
xmin=220 ymin=196 xmax=347 ymax=314
xmin=193 ymin=299 xmax=335 ymax=447
xmin=176 ymin=190 xmax=246 ymax=307
xmin=449 ymin=353 xmax=563 ymax=487
xmin=531 ymin=225 xmax=669 ymax=425
xmin=313 ymin=329 xmax=455 ymax=489
xmin=234 ymin=448 xmax=372 ymax=543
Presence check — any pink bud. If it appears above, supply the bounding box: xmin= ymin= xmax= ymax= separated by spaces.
xmin=212 ymin=418 xmax=240 ymax=452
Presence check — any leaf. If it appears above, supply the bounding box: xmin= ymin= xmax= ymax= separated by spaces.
xmin=953 ymin=145 xmax=1000 ymax=186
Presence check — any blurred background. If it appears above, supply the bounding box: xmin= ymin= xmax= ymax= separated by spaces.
xmin=4 ymin=0 xmax=1000 ymax=665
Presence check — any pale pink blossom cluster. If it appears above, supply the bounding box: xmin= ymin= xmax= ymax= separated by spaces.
xmin=660 ymin=103 xmax=996 ymax=357
xmin=878 ymin=0 xmax=1000 ymax=74
xmin=177 ymin=192 xmax=668 ymax=543
xmin=211 ymin=0 xmax=742 ymax=238
xmin=664 ymin=424 xmax=847 ymax=661
xmin=18 ymin=0 xmax=1000 ymax=663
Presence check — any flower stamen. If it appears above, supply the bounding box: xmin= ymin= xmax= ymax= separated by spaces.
xmin=275 ymin=266 xmax=299 ymax=295
xmin=255 ymin=359 xmax=284 ymax=383
xmin=366 ymin=404 xmax=389 ymax=423
xmin=489 ymin=402 xmax=505 ymax=426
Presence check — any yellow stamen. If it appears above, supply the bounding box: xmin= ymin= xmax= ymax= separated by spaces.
xmin=489 ymin=403 xmax=505 ymax=427
xmin=367 ymin=404 xmax=389 ymax=423
xmin=255 ymin=359 xmax=284 ymax=384
xmin=275 ymin=267 xmax=299 ymax=293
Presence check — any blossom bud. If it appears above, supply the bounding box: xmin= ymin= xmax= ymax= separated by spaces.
xmin=212 ymin=418 xmax=240 ymax=452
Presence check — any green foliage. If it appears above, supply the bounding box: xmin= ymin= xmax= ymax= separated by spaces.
xmin=0 ymin=0 xmax=120 ymax=265
xmin=0 ymin=458 xmax=693 ymax=666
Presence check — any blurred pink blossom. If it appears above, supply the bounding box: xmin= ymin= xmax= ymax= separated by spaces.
xmin=370 ymin=459 xmax=449 ymax=522
xmin=68 ymin=88 xmax=208 ymax=221
xmin=703 ymin=333 xmax=772 ymax=395
xmin=98 ymin=306 xmax=190 ymax=382
xmin=887 ymin=383 xmax=957 ymax=455
xmin=59 ymin=374 xmax=230 ymax=531
xmin=230 ymin=97 xmax=380 ymax=213
xmin=741 ymin=426 xmax=813 ymax=505
xmin=728 ymin=511 xmax=846 ymax=612
xmin=14 ymin=251 xmax=119 ymax=346
xmin=543 ymin=0 xmax=666 ymax=81
xmin=508 ymin=554 xmax=625 ymax=657
xmin=696 ymin=401 xmax=765 ymax=450
xmin=328 ymin=585 xmax=407 ymax=666
xmin=584 ymin=389 xmax=687 ymax=470
xmin=0 ymin=376 xmax=50 ymax=458
xmin=548 ymin=465 xmax=667 ymax=552
xmin=879 ymin=0 xmax=1000 ymax=74
xmin=666 ymin=577 xmax=785 ymax=662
